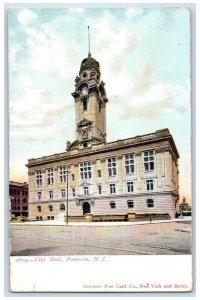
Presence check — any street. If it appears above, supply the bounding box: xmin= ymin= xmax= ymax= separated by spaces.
xmin=10 ymin=220 xmax=192 ymax=256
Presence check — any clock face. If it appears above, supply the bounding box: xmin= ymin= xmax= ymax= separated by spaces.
xmin=82 ymin=86 xmax=88 ymax=95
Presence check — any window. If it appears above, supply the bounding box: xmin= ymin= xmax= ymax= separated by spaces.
xmin=127 ymin=200 xmax=134 ymax=208
xmin=125 ymin=154 xmax=135 ymax=174
xmin=127 ymin=182 xmax=134 ymax=193
xmin=110 ymin=201 xmax=116 ymax=209
xmin=47 ymin=168 xmax=54 ymax=185
xmin=72 ymin=188 xmax=75 ymax=197
xmin=37 ymin=192 xmax=42 ymax=200
xmin=48 ymin=190 xmax=53 ymax=199
xmin=61 ymin=189 xmax=66 ymax=198
xmin=97 ymin=170 xmax=101 ymax=177
xmin=60 ymin=203 xmax=65 ymax=211
xmin=72 ymin=174 xmax=75 ymax=181
xmin=83 ymin=186 xmax=89 ymax=196
xmin=60 ymin=166 xmax=67 ymax=183
xmin=37 ymin=206 xmax=41 ymax=212
xmin=80 ymin=162 xmax=92 ymax=179
xmin=22 ymin=206 xmax=27 ymax=210
xmin=108 ymin=158 xmax=117 ymax=176
xmin=83 ymin=98 xmax=88 ymax=111
xmin=146 ymin=199 xmax=154 ymax=208
xmin=98 ymin=185 xmax=102 ymax=195
xmin=23 ymin=199 xmax=27 ymax=203
xmin=49 ymin=205 xmax=53 ymax=211
xmin=109 ymin=183 xmax=116 ymax=194
xmin=144 ymin=150 xmax=155 ymax=171
xmin=36 ymin=170 xmax=42 ymax=186
xmin=146 ymin=179 xmax=154 ymax=191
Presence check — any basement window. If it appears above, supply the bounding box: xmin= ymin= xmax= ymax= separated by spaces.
xmin=110 ymin=201 xmax=116 ymax=209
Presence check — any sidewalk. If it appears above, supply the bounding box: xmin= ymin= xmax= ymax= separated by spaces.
xmin=10 ymin=217 xmax=191 ymax=227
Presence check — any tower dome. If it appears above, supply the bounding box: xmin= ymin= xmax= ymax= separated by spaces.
xmin=80 ymin=53 xmax=100 ymax=75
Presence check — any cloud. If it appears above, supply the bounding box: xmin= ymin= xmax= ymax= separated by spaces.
xmin=134 ymin=64 xmax=154 ymax=93
xmin=10 ymin=88 xmax=73 ymax=140
xmin=126 ymin=8 xmax=144 ymax=18
xmin=17 ymin=9 xmax=38 ymax=25
xmin=69 ymin=8 xmax=84 ymax=14
xmin=94 ymin=13 xmax=138 ymax=81
xmin=118 ymin=81 xmax=189 ymax=120
xmin=25 ymin=24 xmax=80 ymax=79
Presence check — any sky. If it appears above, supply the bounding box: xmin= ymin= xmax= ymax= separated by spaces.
xmin=8 ymin=7 xmax=191 ymax=204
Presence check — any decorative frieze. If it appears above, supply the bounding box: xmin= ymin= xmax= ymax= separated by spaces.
xmin=135 ymin=151 xmax=142 ymax=157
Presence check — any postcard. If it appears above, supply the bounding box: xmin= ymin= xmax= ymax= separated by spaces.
xmin=8 ymin=5 xmax=192 ymax=293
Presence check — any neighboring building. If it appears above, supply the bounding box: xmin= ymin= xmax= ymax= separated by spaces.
xmin=27 ymin=52 xmax=179 ymax=221
xmin=9 ymin=181 xmax=29 ymax=217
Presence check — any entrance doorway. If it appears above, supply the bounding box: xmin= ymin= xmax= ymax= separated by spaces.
xmin=83 ymin=202 xmax=91 ymax=215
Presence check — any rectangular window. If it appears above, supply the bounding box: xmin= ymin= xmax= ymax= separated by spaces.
xmin=60 ymin=203 xmax=65 ymax=211
xmin=47 ymin=168 xmax=54 ymax=185
xmin=72 ymin=174 xmax=75 ymax=181
xmin=97 ymin=170 xmax=101 ymax=177
xmin=37 ymin=191 xmax=42 ymax=200
xmin=110 ymin=201 xmax=116 ymax=209
xmin=61 ymin=189 xmax=66 ymax=198
xmin=125 ymin=154 xmax=135 ymax=174
xmin=35 ymin=170 xmax=42 ymax=186
xmin=127 ymin=182 xmax=134 ymax=193
xmin=37 ymin=206 xmax=41 ymax=212
xmin=72 ymin=188 xmax=75 ymax=197
xmin=49 ymin=205 xmax=53 ymax=211
xmin=144 ymin=150 xmax=155 ymax=171
xmin=83 ymin=98 xmax=88 ymax=111
xmin=80 ymin=162 xmax=92 ymax=180
xmin=98 ymin=185 xmax=102 ymax=195
xmin=83 ymin=186 xmax=89 ymax=196
xmin=146 ymin=179 xmax=154 ymax=191
xmin=146 ymin=199 xmax=154 ymax=208
xmin=127 ymin=200 xmax=134 ymax=208
xmin=48 ymin=190 xmax=53 ymax=199
xmin=109 ymin=183 xmax=116 ymax=194
xmin=108 ymin=158 xmax=117 ymax=176
xmin=60 ymin=166 xmax=67 ymax=183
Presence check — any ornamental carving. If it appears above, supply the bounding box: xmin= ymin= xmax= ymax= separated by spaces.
xmin=155 ymin=147 xmax=163 ymax=153
xmin=135 ymin=151 xmax=142 ymax=157
xmin=163 ymin=146 xmax=170 ymax=152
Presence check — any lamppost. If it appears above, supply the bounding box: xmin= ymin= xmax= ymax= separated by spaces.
xmin=66 ymin=167 xmax=70 ymax=225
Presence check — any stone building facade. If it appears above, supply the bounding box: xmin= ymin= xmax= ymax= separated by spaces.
xmin=27 ymin=53 xmax=179 ymax=221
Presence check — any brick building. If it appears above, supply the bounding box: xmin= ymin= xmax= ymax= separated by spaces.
xmin=9 ymin=181 xmax=29 ymax=217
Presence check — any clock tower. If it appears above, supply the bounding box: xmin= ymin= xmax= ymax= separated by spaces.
xmin=71 ymin=52 xmax=108 ymax=150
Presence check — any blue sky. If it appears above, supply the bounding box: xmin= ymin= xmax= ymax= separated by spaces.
xmin=8 ymin=7 xmax=191 ymax=203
